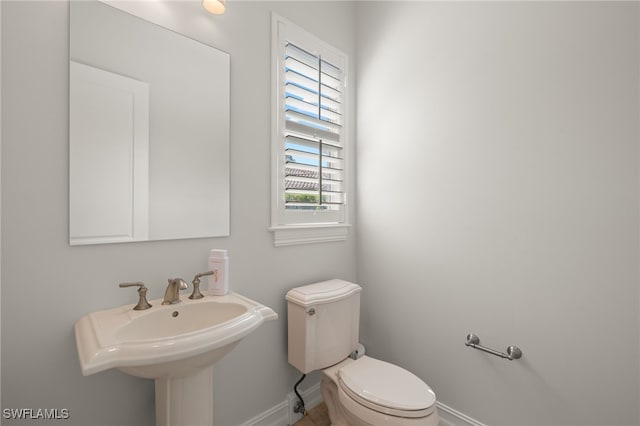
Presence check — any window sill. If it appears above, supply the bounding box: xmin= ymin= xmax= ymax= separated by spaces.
xmin=269 ymin=224 xmax=350 ymax=247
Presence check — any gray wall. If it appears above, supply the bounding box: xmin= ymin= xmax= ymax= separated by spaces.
xmin=356 ymin=2 xmax=639 ymax=425
xmin=1 ymin=1 xmax=356 ymax=425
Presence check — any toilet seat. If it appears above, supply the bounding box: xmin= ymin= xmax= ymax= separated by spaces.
xmin=337 ymin=356 xmax=436 ymax=418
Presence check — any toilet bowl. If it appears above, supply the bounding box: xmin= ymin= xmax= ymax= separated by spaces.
xmin=286 ymin=280 xmax=439 ymax=426
xmin=322 ymin=356 xmax=438 ymax=426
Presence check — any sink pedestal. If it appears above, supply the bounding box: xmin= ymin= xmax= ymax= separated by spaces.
xmin=155 ymin=366 xmax=215 ymax=426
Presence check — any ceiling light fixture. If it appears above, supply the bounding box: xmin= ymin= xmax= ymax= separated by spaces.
xmin=202 ymin=0 xmax=225 ymax=15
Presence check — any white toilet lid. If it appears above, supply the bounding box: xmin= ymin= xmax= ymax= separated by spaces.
xmin=337 ymin=356 xmax=436 ymax=417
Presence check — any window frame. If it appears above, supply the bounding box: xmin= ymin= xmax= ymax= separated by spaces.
xmin=270 ymin=14 xmax=350 ymax=246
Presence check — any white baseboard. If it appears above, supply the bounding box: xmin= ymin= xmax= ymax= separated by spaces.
xmin=240 ymin=384 xmax=485 ymax=426
xmin=436 ymin=401 xmax=487 ymax=426
xmin=239 ymin=382 xmax=322 ymax=426
xmin=239 ymin=400 xmax=290 ymax=426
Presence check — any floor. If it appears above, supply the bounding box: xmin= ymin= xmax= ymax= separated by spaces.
xmin=293 ymin=402 xmax=330 ymax=426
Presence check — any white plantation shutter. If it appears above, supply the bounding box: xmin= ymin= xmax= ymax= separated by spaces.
xmin=284 ymin=43 xmax=344 ymax=212
xmin=273 ymin=16 xmax=348 ymax=231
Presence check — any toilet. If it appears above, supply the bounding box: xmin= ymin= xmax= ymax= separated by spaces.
xmin=286 ymin=279 xmax=439 ymax=426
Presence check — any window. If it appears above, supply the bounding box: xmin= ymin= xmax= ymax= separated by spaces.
xmin=270 ymin=14 xmax=350 ymax=246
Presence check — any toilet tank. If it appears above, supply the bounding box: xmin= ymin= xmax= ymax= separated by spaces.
xmin=286 ymin=279 xmax=362 ymax=374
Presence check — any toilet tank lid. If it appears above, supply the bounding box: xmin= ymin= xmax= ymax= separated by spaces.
xmin=286 ymin=279 xmax=362 ymax=307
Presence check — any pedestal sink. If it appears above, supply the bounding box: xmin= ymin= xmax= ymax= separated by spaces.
xmin=75 ymin=292 xmax=277 ymax=425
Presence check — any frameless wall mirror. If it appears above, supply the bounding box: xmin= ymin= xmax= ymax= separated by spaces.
xmin=69 ymin=1 xmax=230 ymax=245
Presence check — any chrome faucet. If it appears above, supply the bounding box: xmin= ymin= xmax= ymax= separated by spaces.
xmin=162 ymin=278 xmax=188 ymax=305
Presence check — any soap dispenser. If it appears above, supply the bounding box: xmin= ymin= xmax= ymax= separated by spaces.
xmin=208 ymin=249 xmax=229 ymax=295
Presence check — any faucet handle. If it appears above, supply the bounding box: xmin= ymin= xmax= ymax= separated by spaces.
xmin=189 ymin=271 xmax=214 ymax=300
xmin=119 ymin=281 xmax=145 ymax=289
xmin=119 ymin=282 xmax=152 ymax=310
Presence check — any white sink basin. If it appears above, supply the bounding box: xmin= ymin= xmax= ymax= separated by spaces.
xmin=75 ymin=292 xmax=277 ymax=379
xmin=115 ymin=301 xmax=248 ymax=342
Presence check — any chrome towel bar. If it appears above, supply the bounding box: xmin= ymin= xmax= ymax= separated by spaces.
xmin=465 ymin=333 xmax=522 ymax=361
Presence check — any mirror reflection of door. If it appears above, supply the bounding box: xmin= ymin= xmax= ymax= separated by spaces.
xmin=70 ymin=61 xmax=150 ymax=244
